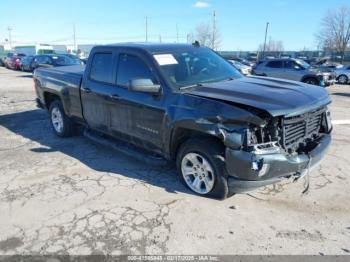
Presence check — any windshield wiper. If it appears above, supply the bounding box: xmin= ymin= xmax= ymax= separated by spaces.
xmin=179 ymin=83 xmax=203 ymax=90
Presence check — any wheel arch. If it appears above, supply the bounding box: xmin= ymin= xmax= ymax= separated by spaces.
xmin=301 ymin=74 xmax=320 ymax=84
xmin=169 ymin=126 xmax=224 ymax=161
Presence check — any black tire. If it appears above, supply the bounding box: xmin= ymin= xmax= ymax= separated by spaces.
xmin=176 ymin=137 xmax=229 ymax=200
xmin=302 ymin=77 xmax=319 ymax=86
xmin=49 ymin=100 xmax=75 ymax=137
xmin=338 ymin=75 xmax=349 ymax=85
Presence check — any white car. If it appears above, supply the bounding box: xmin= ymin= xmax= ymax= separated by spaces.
xmin=335 ymin=65 xmax=350 ymax=84
xmin=228 ymin=60 xmax=252 ymax=75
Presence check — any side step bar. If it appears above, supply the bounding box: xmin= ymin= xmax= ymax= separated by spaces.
xmin=83 ymin=129 xmax=168 ymax=167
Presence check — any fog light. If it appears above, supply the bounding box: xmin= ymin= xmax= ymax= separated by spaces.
xmin=258 ymin=163 xmax=270 ymax=177
xmin=251 ymin=159 xmax=270 ymax=177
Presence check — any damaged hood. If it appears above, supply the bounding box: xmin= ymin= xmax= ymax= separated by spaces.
xmin=184 ymin=76 xmax=331 ymax=117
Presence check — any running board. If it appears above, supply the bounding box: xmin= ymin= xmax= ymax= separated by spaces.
xmin=83 ymin=129 xmax=168 ymax=167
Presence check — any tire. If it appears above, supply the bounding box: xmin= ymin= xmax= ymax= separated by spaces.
xmin=176 ymin=137 xmax=229 ymax=200
xmin=338 ymin=75 xmax=349 ymax=85
xmin=302 ymin=78 xmax=319 ymax=86
xmin=49 ymin=100 xmax=75 ymax=137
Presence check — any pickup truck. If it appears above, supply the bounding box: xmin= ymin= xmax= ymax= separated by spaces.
xmin=33 ymin=43 xmax=332 ymax=199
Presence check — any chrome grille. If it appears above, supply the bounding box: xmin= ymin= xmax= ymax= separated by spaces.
xmin=283 ymin=107 xmax=326 ymax=151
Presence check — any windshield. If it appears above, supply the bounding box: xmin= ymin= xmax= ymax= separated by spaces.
xmin=155 ymin=48 xmax=242 ymax=89
xmin=295 ymin=59 xmax=310 ymax=69
xmin=51 ymin=55 xmax=81 ymax=66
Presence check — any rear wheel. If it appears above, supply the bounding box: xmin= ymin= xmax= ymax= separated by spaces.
xmin=49 ymin=100 xmax=75 ymax=137
xmin=303 ymin=77 xmax=319 ymax=86
xmin=338 ymin=75 xmax=349 ymax=85
xmin=176 ymin=138 xmax=229 ymax=199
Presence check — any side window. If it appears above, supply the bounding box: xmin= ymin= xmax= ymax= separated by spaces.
xmin=266 ymin=61 xmax=283 ymax=68
xmin=89 ymin=53 xmax=114 ymax=84
xmin=117 ymin=54 xmax=155 ymax=87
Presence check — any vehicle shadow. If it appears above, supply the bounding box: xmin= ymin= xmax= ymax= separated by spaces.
xmin=16 ymin=74 xmax=33 ymax=78
xmin=0 ymin=109 xmax=192 ymax=197
xmin=332 ymin=92 xmax=350 ymax=98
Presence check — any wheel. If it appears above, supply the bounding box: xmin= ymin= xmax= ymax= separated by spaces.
xmin=176 ymin=138 xmax=229 ymax=199
xmin=49 ymin=100 xmax=75 ymax=137
xmin=338 ymin=75 xmax=348 ymax=85
xmin=303 ymin=78 xmax=319 ymax=86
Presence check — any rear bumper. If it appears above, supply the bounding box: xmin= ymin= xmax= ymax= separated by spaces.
xmin=225 ymin=134 xmax=331 ymax=193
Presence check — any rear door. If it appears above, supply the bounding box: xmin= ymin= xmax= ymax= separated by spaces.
xmin=81 ymin=50 xmax=117 ymax=133
xmin=109 ymin=51 xmax=166 ymax=152
xmin=264 ymin=60 xmax=284 ymax=78
xmin=283 ymin=60 xmax=304 ymax=81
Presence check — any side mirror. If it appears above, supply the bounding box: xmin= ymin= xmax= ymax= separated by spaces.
xmin=129 ymin=79 xmax=161 ymax=94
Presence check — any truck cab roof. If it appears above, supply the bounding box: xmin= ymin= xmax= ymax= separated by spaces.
xmin=102 ymin=42 xmax=204 ymax=54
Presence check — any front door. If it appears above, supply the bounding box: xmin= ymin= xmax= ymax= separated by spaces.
xmin=109 ymin=52 xmax=166 ymax=152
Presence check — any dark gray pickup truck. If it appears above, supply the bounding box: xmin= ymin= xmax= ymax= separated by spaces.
xmin=33 ymin=43 xmax=332 ymax=199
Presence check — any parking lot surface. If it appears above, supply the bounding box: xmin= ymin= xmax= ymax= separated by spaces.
xmin=0 ymin=67 xmax=349 ymax=255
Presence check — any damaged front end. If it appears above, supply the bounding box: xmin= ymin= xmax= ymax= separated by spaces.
xmin=219 ymin=106 xmax=332 ymax=193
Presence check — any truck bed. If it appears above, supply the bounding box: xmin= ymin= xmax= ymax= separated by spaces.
xmin=34 ymin=65 xmax=86 ymax=120
xmin=36 ymin=65 xmax=85 ymax=87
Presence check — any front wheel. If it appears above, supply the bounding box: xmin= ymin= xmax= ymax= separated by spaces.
xmin=302 ymin=78 xmax=319 ymax=86
xmin=49 ymin=100 xmax=75 ymax=137
xmin=338 ymin=75 xmax=349 ymax=85
xmin=176 ymin=138 xmax=229 ymax=199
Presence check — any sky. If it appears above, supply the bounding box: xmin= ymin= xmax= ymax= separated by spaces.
xmin=0 ymin=0 xmax=349 ymax=51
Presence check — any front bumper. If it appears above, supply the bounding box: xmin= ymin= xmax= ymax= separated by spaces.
xmin=225 ymin=134 xmax=331 ymax=193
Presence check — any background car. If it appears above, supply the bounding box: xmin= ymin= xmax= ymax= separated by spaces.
xmin=31 ymin=54 xmax=83 ymax=70
xmin=63 ymin=54 xmax=85 ymax=65
xmin=3 ymin=53 xmax=14 ymax=68
xmin=252 ymin=58 xmax=336 ymax=86
xmin=8 ymin=54 xmax=26 ymax=70
xmin=20 ymin=55 xmax=35 ymax=72
xmin=228 ymin=59 xmax=252 ymax=75
xmin=335 ymin=64 xmax=350 ymax=84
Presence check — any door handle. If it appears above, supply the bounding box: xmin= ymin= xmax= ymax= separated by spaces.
xmin=82 ymin=87 xmax=92 ymax=93
xmin=109 ymin=94 xmax=120 ymax=100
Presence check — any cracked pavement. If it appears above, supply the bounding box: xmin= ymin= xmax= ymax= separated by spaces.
xmin=0 ymin=67 xmax=349 ymax=255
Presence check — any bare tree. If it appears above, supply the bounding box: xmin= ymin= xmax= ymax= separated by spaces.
xmin=195 ymin=23 xmax=212 ymax=47
xmin=192 ymin=21 xmax=222 ymax=50
xmin=316 ymin=5 xmax=350 ymax=63
xmin=258 ymin=38 xmax=284 ymax=52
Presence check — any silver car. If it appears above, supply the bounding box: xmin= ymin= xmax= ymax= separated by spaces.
xmin=253 ymin=58 xmax=335 ymax=86
xmin=335 ymin=65 xmax=350 ymax=84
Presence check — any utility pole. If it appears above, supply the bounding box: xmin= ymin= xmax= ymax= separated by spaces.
xmin=7 ymin=27 xmax=12 ymax=50
xmin=176 ymin=23 xmax=179 ymax=43
xmin=145 ymin=16 xmax=148 ymax=42
xmin=73 ymin=23 xmax=77 ymax=53
xmin=212 ymin=10 xmax=216 ymax=50
xmin=262 ymin=22 xmax=269 ymax=59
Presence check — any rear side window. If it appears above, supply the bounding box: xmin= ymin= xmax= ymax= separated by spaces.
xmin=117 ymin=54 xmax=155 ymax=87
xmin=90 ymin=53 xmax=114 ymax=84
xmin=266 ymin=61 xmax=283 ymax=68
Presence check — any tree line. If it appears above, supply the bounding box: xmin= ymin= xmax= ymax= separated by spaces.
xmin=190 ymin=4 xmax=350 ymax=63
